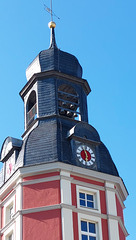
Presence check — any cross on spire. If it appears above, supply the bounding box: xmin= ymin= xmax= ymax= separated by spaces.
xmin=44 ymin=1 xmax=60 ymax=21
xmin=50 ymin=0 xmax=53 ymax=21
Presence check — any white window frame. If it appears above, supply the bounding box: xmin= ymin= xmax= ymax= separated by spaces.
xmin=9 ymin=205 xmax=14 ymax=220
xmin=4 ymin=225 xmax=14 ymax=240
xmin=4 ymin=196 xmax=15 ymax=226
xmin=78 ymin=213 xmax=102 ymax=240
xmin=7 ymin=233 xmax=13 ymax=240
xmin=77 ymin=185 xmax=101 ymax=213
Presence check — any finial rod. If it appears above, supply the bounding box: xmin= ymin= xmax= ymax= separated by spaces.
xmin=51 ymin=0 xmax=53 ymax=21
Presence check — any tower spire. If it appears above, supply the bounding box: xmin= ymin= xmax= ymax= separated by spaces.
xmin=48 ymin=21 xmax=57 ymax=48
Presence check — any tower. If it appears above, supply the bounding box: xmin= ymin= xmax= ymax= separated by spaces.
xmin=0 ymin=21 xmax=128 ymax=240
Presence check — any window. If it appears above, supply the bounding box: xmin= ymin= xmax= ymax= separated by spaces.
xmin=5 ymin=202 xmax=14 ymax=224
xmin=78 ymin=213 xmax=102 ymax=240
xmin=81 ymin=220 xmax=97 ymax=240
xmin=77 ymin=186 xmax=100 ymax=213
xmin=79 ymin=192 xmax=94 ymax=209
xmin=58 ymin=84 xmax=80 ymax=120
xmin=5 ymin=231 xmax=14 ymax=240
xmin=26 ymin=90 xmax=37 ymax=127
xmin=9 ymin=206 xmax=13 ymax=220
xmin=8 ymin=234 xmax=13 ymax=240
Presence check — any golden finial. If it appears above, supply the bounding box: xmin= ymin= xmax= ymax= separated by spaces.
xmin=48 ymin=21 xmax=56 ymax=28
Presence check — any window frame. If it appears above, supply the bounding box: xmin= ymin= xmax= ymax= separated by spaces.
xmin=4 ymin=226 xmax=14 ymax=240
xmin=77 ymin=185 xmax=101 ymax=213
xmin=78 ymin=213 xmax=102 ymax=240
xmin=81 ymin=219 xmax=97 ymax=240
xmin=26 ymin=90 xmax=37 ymax=127
xmin=79 ymin=192 xmax=95 ymax=209
xmin=4 ymin=196 xmax=15 ymax=226
xmin=7 ymin=233 xmax=13 ymax=240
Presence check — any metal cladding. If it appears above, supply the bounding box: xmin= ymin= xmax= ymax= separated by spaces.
xmin=14 ymin=119 xmax=119 ymax=177
xmin=26 ymin=28 xmax=82 ymax=81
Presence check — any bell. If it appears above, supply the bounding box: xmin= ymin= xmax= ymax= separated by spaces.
xmin=59 ymin=109 xmax=66 ymax=115
xmin=62 ymin=102 xmax=67 ymax=108
xmin=73 ymin=113 xmax=78 ymax=118
xmin=70 ymin=104 xmax=75 ymax=110
xmin=67 ymin=111 xmax=73 ymax=117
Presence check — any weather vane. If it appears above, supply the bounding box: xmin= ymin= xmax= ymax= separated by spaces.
xmin=44 ymin=0 xmax=60 ymax=21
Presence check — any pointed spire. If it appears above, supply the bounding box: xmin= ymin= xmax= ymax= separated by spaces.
xmin=48 ymin=21 xmax=57 ymax=49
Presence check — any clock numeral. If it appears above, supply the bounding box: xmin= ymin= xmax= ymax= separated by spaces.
xmin=78 ymin=146 xmax=82 ymax=151
xmin=77 ymin=149 xmax=81 ymax=154
xmin=77 ymin=154 xmax=80 ymax=157
xmin=87 ymin=146 xmax=90 ymax=151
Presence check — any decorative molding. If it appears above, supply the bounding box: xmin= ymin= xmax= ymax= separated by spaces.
xmin=0 ymin=217 xmax=15 ymax=234
xmin=74 ymin=206 xmax=107 ymax=219
xmin=19 ymin=70 xmax=91 ymax=100
xmin=78 ymin=212 xmax=103 ymax=240
xmin=60 ymin=175 xmax=73 ymax=182
xmin=22 ymin=204 xmax=61 ymax=215
xmin=0 ymin=162 xmax=128 ymax=202
xmin=76 ymin=185 xmax=101 ymax=214
xmin=72 ymin=179 xmax=105 ymax=191
xmin=67 ymin=135 xmax=101 ymax=146
xmin=0 ymin=202 xmax=128 ymax=237
xmin=22 ymin=175 xmax=60 ymax=186
xmin=1 ymin=190 xmax=15 ymax=207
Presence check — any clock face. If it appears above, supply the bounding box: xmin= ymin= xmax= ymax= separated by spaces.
xmin=76 ymin=145 xmax=95 ymax=166
xmin=5 ymin=152 xmax=15 ymax=180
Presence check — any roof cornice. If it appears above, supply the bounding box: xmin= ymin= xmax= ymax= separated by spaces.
xmin=19 ymin=70 xmax=91 ymax=100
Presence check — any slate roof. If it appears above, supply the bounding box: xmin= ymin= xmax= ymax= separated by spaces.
xmin=26 ymin=27 xmax=82 ymax=81
xmin=14 ymin=119 xmax=119 ymax=177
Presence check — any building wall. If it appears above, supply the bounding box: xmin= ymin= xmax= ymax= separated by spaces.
xmin=23 ymin=180 xmax=60 ymax=209
xmin=0 ymin=167 xmax=128 ymax=240
xmin=23 ymin=209 xmax=62 ymax=240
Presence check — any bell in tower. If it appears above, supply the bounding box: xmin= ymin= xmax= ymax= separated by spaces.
xmin=0 ymin=20 xmax=128 ymax=240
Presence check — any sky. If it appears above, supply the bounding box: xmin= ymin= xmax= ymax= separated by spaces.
xmin=0 ymin=0 xmax=135 ymax=239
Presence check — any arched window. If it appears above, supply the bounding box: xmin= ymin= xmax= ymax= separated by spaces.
xmin=58 ymin=85 xmax=80 ymax=120
xmin=26 ymin=91 xmax=37 ymax=127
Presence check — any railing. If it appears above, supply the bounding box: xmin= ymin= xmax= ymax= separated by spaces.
xmin=26 ymin=103 xmax=37 ymax=127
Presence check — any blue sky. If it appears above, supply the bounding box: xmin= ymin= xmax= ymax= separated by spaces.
xmin=0 ymin=0 xmax=135 ymax=239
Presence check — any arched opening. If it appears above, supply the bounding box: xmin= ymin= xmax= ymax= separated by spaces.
xmin=26 ymin=91 xmax=37 ymax=127
xmin=58 ymin=84 xmax=80 ymax=120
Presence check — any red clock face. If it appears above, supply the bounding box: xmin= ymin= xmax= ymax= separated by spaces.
xmin=76 ymin=145 xmax=95 ymax=166
xmin=7 ymin=163 xmax=13 ymax=175
xmin=81 ymin=149 xmax=91 ymax=161
xmin=5 ymin=153 xmax=15 ymax=180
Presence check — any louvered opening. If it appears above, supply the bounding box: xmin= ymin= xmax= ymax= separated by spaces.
xmin=58 ymin=84 xmax=81 ymax=120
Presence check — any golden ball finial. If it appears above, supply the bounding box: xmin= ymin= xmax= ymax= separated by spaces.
xmin=48 ymin=21 xmax=56 ymax=29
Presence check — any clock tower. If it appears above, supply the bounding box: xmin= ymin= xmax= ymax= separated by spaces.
xmin=0 ymin=22 xmax=128 ymax=240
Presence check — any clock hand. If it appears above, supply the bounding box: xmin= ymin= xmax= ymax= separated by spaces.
xmin=84 ymin=150 xmax=88 ymax=161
